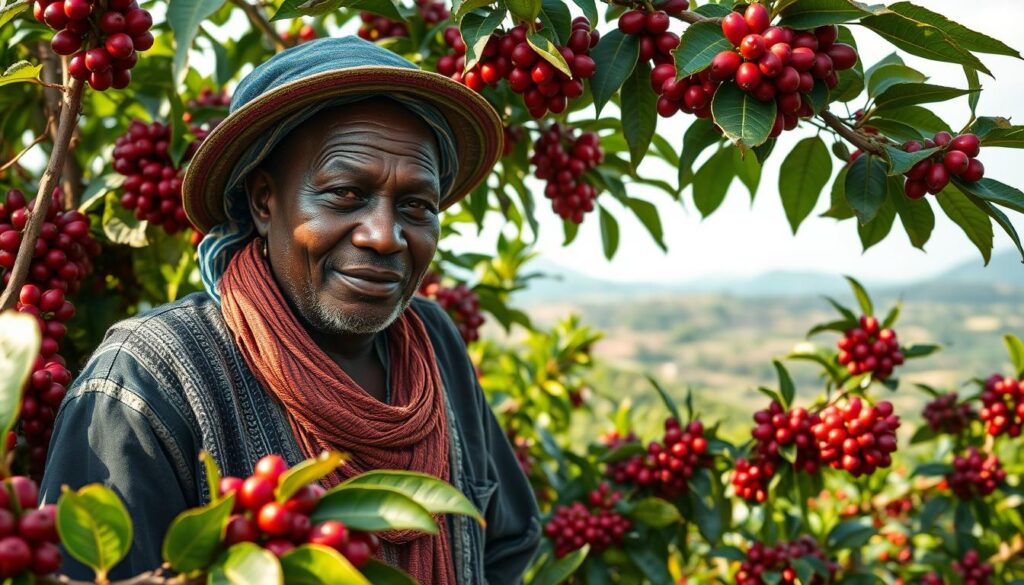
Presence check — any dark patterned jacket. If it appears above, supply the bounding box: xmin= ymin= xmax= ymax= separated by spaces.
xmin=41 ymin=293 xmax=541 ymax=583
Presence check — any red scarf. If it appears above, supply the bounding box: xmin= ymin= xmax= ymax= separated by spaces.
xmin=220 ymin=239 xmax=454 ymax=584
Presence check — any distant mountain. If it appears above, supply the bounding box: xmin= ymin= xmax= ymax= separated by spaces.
xmin=517 ymin=251 xmax=1022 ymax=304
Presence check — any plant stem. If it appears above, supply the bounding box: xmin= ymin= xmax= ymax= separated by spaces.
xmin=0 ymin=78 xmax=84 ymax=312
xmin=0 ymin=130 xmax=50 ymax=174
xmin=818 ymin=110 xmax=885 ymax=157
xmin=35 ymin=41 xmax=84 ymax=208
xmin=228 ymin=0 xmax=287 ymax=51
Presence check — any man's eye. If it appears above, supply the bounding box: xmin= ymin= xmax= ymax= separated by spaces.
xmin=406 ymin=199 xmax=438 ymax=213
xmin=332 ymin=189 xmax=360 ymax=201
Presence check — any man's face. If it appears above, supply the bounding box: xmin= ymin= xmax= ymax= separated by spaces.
xmin=247 ymin=99 xmax=442 ymax=336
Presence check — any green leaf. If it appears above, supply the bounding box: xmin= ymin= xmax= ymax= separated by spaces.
xmin=340 ymin=469 xmax=482 ymax=524
xmin=200 ymin=451 xmax=222 ymax=503
xmin=806 ymin=80 xmax=830 ymax=114
xmin=167 ymin=90 xmax=190 ymax=167
xmin=757 ymin=386 xmax=783 ymax=404
xmin=645 ymin=375 xmax=681 ymax=423
xmin=0 ymin=0 xmax=29 ymax=29
xmin=629 ymin=498 xmax=682 ymax=528
xmin=56 ymin=485 xmax=133 ymax=581
xmin=460 ymin=8 xmax=507 ymax=70
xmin=882 ymin=145 xmax=939 ymax=175
xmin=866 ymin=64 xmax=926 ymax=98
xmin=279 ymin=544 xmax=370 ymax=585
xmin=857 ymin=195 xmax=895 ymax=251
xmin=689 ymin=489 xmax=723 ymax=544
xmin=881 ymin=303 xmax=901 ymax=329
xmin=276 ymin=451 xmax=345 ymax=503
xmin=965 ymin=66 xmax=980 ymax=116
xmin=622 ymin=60 xmax=658 ymax=170
xmin=678 ymin=117 xmax=721 ymax=189
xmin=208 ymin=542 xmax=282 ymax=585
xmin=888 ymin=2 xmax=1021 ymax=58
xmin=953 ymin=177 xmax=1024 ymax=214
xmin=598 ymin=205 xmax=619 ymax=259
xmin=531 ymin=544 xmax=589 ymax=585
xmin=902 ymin=344 xmax=941 ymax=358
xmin=773 ymin=361 xmax=795 ymax=409
xmin=711 ymin=83 xmax=777 ymax=149
xmin=964 ymin=190 xmax=1024 ymax=262
xmin=844 ymin=276 xmax=873 ymax=316
xmin=845 ymin=155 xmax=888 ymax=224
xmin=1004 ymin=335 xmax=1024 ymax=378
xmin=312 ymin=485 xmax=437 ymax=534
xmin=779 ymin=136 xmax=831 ymax=234
xmin=538 ymin=0 xmax=571 ymax=45
xmin=625 ymin=197 xmax=666 ymax=251
xmin=589 ymin=30 xmax=639 ymax=116
xmin=505 ymin=0 xmax=540 ymax=22
xmin=102 ymin=192 xmax=149 ymax=247
xmin=919 ymin=495 xmax=950 ymax=532
xmin=826 ymin=519 xmax=876 ymax=549
xmin=162 ymin=494 xmax=235 ymax=573
xmin=873 ymin=106 xmax=952 ymax=136
xmin=808 ymin=319 xmax=854 ymax=336
xmin=0 ymin=61 xmax=41 ymax=87
xmin=776 ymin=0 xmax=870 ymax=28
xmin=936 ymin=187 xmax=993 ymax=264
xmin=569 ymin=0 xmax=597 ymax=26
xmin=753 ymin=139 xmax=776 ymax=166
xmin=360 ymin=560 xmax=417 ymax=585
xmin=734 ymin=148 xmax=762 ymax=199
xmin=671 ymin=21 xmax=732 ymax=78
xmin=822 ymin=166 xmax=855 ymax=219
xmin=693 ymin=147 xmax=735 ymax=217
xmin=0 ymin=313 xmax=38 ymax=452
xmin=273 ymin=0 xmax=400 ymax=20
xmin=694 ymin=3 xmax=731 ymax=17
xmin=873 ymin=83 xmax=977 ymax=111
xmin=911 ymin=462 xmax=954 ymax=477
xmin=168 ymin=0 xmax=227 ymax=85
xmin=891 ymin=183 xmax=934 ymax=250
xmin=710 ymin=546 xmax=746 ymax=561
xmin=860 ymin=12 xmax=990 ymax=75
xmin=972 ymin=119 xmax=1024 ymax=149
xmin=527 ymin=31 xmax=571 ymax=77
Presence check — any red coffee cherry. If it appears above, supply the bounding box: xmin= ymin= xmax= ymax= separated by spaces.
xmin=946 ymin=448 xmax=1005 ymax=500
xmin=257 ymin=502 xmax=294 ymax=536
xmin=307 ymin=520 xmax=350 ymax=551
xmin=811 ymin=397 xmax=900 ymax=477
xmin=530 ymin=124 xmax=604 ymax=224
xmin=224 ymin=514 xmax=259 ymax=545
xmin=836 ymin=318 xmax=903 ymax=379
xmin=979 ymin=374 xmax=1023 ymax=437
xmin=736 ymin=536 xmax=837 ymax=585
xmin=922 ymin=392 xmax=974 ymax=435
xmin=253 ymin=454 xmax=289 ymax=485
xmin=239 ymin=475 xmax=275 ymax=511
xmin=544 ymin=484 xmax=631 ymax=558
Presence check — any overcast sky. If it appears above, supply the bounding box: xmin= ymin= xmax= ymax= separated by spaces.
xmin=445 ymin=0 xmax=1024 ymax=283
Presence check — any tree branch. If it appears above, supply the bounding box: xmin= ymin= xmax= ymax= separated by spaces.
xmin=228 ymin=0 xmax=287 ymax=51
xmin=0 ymin=78 xmax=85 ymax=312
xmin=36 ymin=41 xmax=84 ymax=209
xmin=818 ymin=110 xmax=886 ymax=157
xmin=0 ymin=129 xmax=50 ymax=174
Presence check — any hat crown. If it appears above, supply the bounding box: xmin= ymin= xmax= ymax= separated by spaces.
xmin=230 ymin=36 xmax=419 ymax=113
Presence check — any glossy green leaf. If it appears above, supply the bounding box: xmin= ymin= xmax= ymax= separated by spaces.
xmin=505 ymin=0 xmax=540 ymax=22
xmin=827 ymin=519 xmax=876 ymax=549
xmin=208 ymin=542 xmax=282 ymax=585
xmin=460 ymin=8 xmax=507 ymax=70
xmin=453 ymin=0 xmax=494 ymax=20
xmin=279 ymin=544 xmax=370 ymax=585
xmin=538 ymin=0 xmax=571 ymax=45
xmin=866 ymin=64 xmax=926 ymax=98
xmin=200 ymin=451 xmax=222 ymax=503
xmin=678 ymin=117 xmax=721 ymax=189
xmin=622 ymin=60 xmax=658 ymax=169
xmin=965 ymin=66 xmax=980 ymax=116
xmin=167 ymin=90 xmax=190 ymax=167
xmin=672 ymin=21 xmax=732 ymax=78
xmin=275 ymin=0 xmax=400 ymax=20
xmin=569 ymin=0 xmax=597 ymax=27
xmin=589 ymin=30 xmax=639 ymax=116
xmin=779 ymin=136 xmax=831 ymax=233
xmin=340 ymin=469 xmax=482 ymax=524
xmin=972 ymin=119 xmax=1024 ymax=148
xmin=873 ymin=106 xmax=952 ymax=136
xmin=883 ymin=145 xmax=939 ymax=175
xmin=360 ymin=560 xmax=417 ymax=585
xmin=527 ymin=31 xmax=571 ymax=77
xmin=0 ymin=0 xmax=29 ymax=29
xmin=734 ymin=148 xmax=762 ymax=199
xmin=844 ymin=155 xmax=888 ymax=224
xmin=277 ymin=451 xmax=345 ymax=503
xmin=629 ymin=498 xmax=682 ymax=528
xmin=102 ymin=192 xmax=149 ymax=247
xmin=953 ymin=178 xmax=1024 ymax=214
xmin=1004 ymin=335 xmax=1024 ymax=378
xmin=711 ymin=83 xmax=777 ymax=149
xmin=860 ymin=12 xmax=989 ymax=75
xmin=891 ymin=182 xmax=935 ymax=250
xmin=625 ymin=197 xmax=666 ymax=251
xmin=531 ymin=544 xmax=589 ymax=585
xmin=0 ymin=312 xmax=38 ymax=445
xmin=888 ymin=2 xmax=1021 ymax=58
xmin=168 ymin=0 xmax=227 ymax=84
xmin=873 ymin=83 xmax=977 ymax=111
xmin=598 ymin=205 xmax=619 ymax=259
xmin=646 ymin=375 xmax=681 ymax=422
xmin=753 ymin=139 xmax=776 ymax=166
xmin=162 ymin=494 xmax=235 ymax=573
xmin=776 ymin=0 xmax=870 ymax=28
xmin=694 ymin=3 xmax=731 ymax=17
xmin=774 ymin=361 xmax=795 ymax=408
xmin=964 ymin=191 xmax=1024 ymax=262
xmin=312 ymin=485 xmax=436 ymax=535
xmin=857 ymin=196 xmax=895 ymax=251
xmin=689 ymin=489 xmax=723 ymax=544
xmin=693 ymin=147 xmax=736 ymax=217
xmin=0 ymin=61 xmax=41 ymax=87
xmin=57 ymin=485 xmax=134 ymax=581
xmin=935 ymin=187 xmax=993 ymax=264
xmin=912 ymin=462 xmax=954 ymax=477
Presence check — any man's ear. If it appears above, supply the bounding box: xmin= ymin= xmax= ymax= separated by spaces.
xmin=246 ymin=168 xmax=275 ymax=238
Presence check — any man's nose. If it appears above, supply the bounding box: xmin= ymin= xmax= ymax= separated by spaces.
xmin=350 ymin=205 xmax=407 ymax=256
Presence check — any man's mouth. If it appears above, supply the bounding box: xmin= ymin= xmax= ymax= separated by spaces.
xmin=332 ymin=267 xmax=404 ymax=298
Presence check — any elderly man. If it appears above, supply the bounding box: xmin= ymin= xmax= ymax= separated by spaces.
xmin=41 ymin=37 xmax=541 ymax=583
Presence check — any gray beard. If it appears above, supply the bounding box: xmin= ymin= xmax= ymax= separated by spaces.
xmin=301 ymin=286 xmax=412 ymax=335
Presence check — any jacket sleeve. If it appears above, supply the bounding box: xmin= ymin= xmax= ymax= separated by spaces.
xmin=40 ymin=385 xmax=195 ymax=581
xmin=479 ymin=388 xmax=542 ymax=584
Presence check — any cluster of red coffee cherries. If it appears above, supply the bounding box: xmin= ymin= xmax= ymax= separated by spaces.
xmin=979 ymin=374 xmax=1022 ymax=437
xmin=1 ymin=188 xmax=98 ymax=477
xmin=37 ymin=0 xmax=154 ymax=90
xmin=901 ymin=132 xmax=984 ymax=199
xmin=732 ymin=401 xmax=820 ymax=503
xmin=952 ymin=550 xmax=995 ymax=585
xmin=605 ymin=418 xmax=710 ymax=499
xmin=438 ymin=20 xmax=597 ymax=119
xmin=358 ymin=0 xmax=448 ymax=41
xmin=112 ymin=120 xmax=205 ymax=235
xmin=530 ymin=124 xmax=603 ymax=224
xmin=184 ymin=87 xmax=231 ymax=127
xmin=218 ymin=455 xmax=379 ymax=565
xmin=945 ymin=447 xmax=1005 ymax=500
xmin=650 ymin=65 xmax=719 ymax=119
xmin=0 ymin=477 xmax=60 ymax=578
xmin=836 ymin=316 xmax=904 ymax=380
xmin=735 ymin=536 xmax=837 ymax=585
xmin=711 ymin=5 xmax=857 ymax=137
xmin=544 ymin=483 xmax=631 ymax=558
xmin=811 ymin=397 xmax=899 ymax=477
xmin=417 ymin=272 xmax=485 ymax=344
xmin=921 ymin=392 xmax=975 ymax=435
xmin=616 ymin=2 xmax=685 ymax=65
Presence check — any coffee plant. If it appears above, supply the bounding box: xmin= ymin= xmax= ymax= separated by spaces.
xmin=1 ymin=0 xmax=1023 ymax=582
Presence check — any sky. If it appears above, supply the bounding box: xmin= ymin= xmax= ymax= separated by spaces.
xmin=442 ymin=0 xmax=1024 ymax=283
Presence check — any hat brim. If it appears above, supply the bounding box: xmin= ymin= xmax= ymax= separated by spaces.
xmin=182 ymin=66 xmax=503 ymax=234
